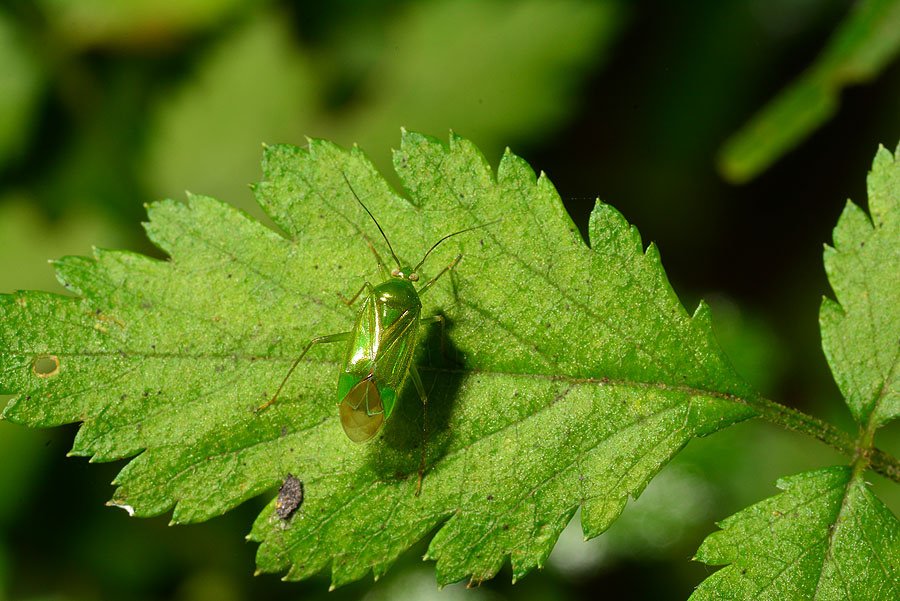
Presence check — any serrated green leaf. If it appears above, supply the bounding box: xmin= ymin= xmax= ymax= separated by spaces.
xmin=820 ymin=143 xmax=899 ymax=427
xmin=718 ymin=0 xmax=900 ymax=183
xmin=691 ymin=466 xmax=900 ymax=600
xmin=693 ymin=142 xmax=900 ymax=600
xmin=0 ymin=131 xmax=757 ymax=587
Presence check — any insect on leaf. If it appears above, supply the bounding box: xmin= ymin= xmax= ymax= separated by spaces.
xmin=0 ymin=131 xmax=759 ymax=587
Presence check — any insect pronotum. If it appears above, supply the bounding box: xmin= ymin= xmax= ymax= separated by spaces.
xmin=259 ymin=172 xmax=495 ymax=495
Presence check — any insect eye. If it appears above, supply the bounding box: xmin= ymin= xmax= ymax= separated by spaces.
xmin=409 ymin=273 xmax=419 ymax=282
xmin=391 ymin=268 xmax=401 ymax=277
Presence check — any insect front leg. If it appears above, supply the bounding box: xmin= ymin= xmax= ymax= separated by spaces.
xmin=338 ymin=281 xmax=375 ymax=307
xmin=416 ymin=253 xmax=462 ymax=296
xmin=256 ymin=331 xmax=351 ymax=413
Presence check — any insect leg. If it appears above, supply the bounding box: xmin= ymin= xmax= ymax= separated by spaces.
xmin=416 ymin=254 xmax=462 ymax=296
xmin=409 ymin=364 xmax=428 ymax=496
xmin=421 ymin=313 xmax=448 ymax=359
xmin=364 ymin=239 xmax=392 ymax=280
xmin=338 ymin=281 xmax=375 ymax=307
xmin=256 ymin=331 xmax=351 ymax=412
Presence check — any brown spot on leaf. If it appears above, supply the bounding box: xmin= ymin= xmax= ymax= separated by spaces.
xmin=32 ymin=355 xmax=60 ymax=378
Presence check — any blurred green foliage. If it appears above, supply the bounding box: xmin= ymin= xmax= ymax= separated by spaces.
xmin=0 ymin=0 xmax=897 ymax=600
xmin=719 ymin=0 xmax=900 ymax=182
xmin=0 ymin=12 xmax=43 ymax=168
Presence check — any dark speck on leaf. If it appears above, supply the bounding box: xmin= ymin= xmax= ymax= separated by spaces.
xmin=276 ymin=474 xmax=304 ymax=520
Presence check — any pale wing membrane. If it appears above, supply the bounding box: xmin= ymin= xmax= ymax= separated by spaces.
xmin=373 ymin=306 xmax=419 ymax=385
xmin=339 ymin=377 xmax=384 ymax=442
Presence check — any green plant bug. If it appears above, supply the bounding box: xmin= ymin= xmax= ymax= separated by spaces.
xmin=259 ymin=172 xmax=495 ymax=494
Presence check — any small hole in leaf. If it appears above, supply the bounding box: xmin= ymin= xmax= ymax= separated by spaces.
xmin=32 ymin=355 xmax=60 ymax=378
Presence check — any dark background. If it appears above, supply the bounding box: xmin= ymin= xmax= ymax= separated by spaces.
xmin=1 ymin=1 xmax=898 ymax=600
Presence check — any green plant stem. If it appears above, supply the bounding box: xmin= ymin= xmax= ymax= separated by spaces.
xmin=743 ymin=395 xmax=900 ymax=484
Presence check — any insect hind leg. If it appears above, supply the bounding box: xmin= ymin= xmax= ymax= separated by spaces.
xmin=256 ymin=331 xmax=351 ymax=413
xmin=409 ymin=364 xmax=429 ymax=496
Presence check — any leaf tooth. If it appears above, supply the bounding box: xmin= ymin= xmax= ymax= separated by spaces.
xmin=580 ymin=495 xmax=626 ymax=540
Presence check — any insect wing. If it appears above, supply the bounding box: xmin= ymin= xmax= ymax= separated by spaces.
xmin=373 ymin=303 xmax=420 ymax=389
xmin=339 ymin=377 xmax=384 ymax=442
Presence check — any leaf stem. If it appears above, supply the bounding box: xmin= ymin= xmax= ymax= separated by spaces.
xmin=744 ymin=395 xmax=900 ymax=484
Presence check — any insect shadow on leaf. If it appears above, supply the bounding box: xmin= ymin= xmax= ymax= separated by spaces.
xmin=367 ymin=319 xmax=464 ymax=489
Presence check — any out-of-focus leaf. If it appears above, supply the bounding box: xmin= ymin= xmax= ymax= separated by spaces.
xmin=36 ymin=0 xmax=265 ymax=48
xmin=0 ymin=198 xmax=127 ymax=293
xmin=0 ymin=11 xmax=43 ymax=168
xmin=0 ymin=421 xmax=51 ymax=526
xmin=719 ymin=0 xmax=900 ymax=183
xmin=692 ymin=467 xmax=899 ymax=600
xmin=0 ymin=542 xmax=5 ymax=600
xmin=363 ymin=567 xmax=502 ymax=601
xmin=708 ymin=296 xmax=785 ymax=396
xmin=143 ymin=10 xmax=316 ymax=220
xmin=820 ymin=143 xmax=899 ymax=427
xmin=144 ymin=0 xmax=622 ymax=219
xmin=328 ymin=0 xmax=623 ymax=170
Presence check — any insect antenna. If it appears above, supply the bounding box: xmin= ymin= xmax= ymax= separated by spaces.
xmin=341 ymin=171 xmax=402 ymax=269
xmin=413 ymin=218 xmax=501 ymax=272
